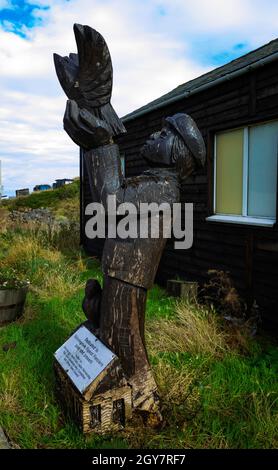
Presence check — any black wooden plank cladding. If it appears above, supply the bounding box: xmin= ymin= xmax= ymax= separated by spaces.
xmin=253 ymin=268 xmax=278 ymax=286
xmin=257 ymin=85 xmax=278 ymax=101
xmin=256 ymin=62 xmax=278 ymax=85
xmin=163 ymin=244 xmax=247 ymax=271
xmin=252 ymin=282 xmax=278 ymax=300
xmin=81 ymin=48 xmax=278 ymax=328
xmin=253 ymin=251 xmax=278 ymax=267
xmin=158 ymin=257 xmax=245 ymax=287
xmin=189 ymin=95 xmax=249 ymax=117
xmin=171 ymin=248 xmax=246 ymax=271
xmin=194 ymin=231 xmax=246 ymax=247
xmin=192 ymin=239 xmax=245 ymax=257
xmin=257 ymin=95 xmax=278 ymax=113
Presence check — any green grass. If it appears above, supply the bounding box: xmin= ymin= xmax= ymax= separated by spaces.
xmin=0 ymin=290 xmax=129 ymax=449
xmin=0 ymin=218 xmax=277 ymax=449
xmin=146 ymin=285 xmax=176 ymax=320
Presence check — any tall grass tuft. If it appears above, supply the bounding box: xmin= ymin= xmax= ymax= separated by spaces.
xmin=0 ymin=372 xmax=20 ymax=413
xmin=0 ymin=208 xmax=9 ymax=233
xmin=0 ymin=224 xmax=84 ymax=300
xmin=147 ymin=300 xmax=228 ymax=358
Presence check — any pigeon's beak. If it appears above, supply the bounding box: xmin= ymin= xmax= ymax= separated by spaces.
xmin=53 ymin=53 xmax=78 ymax=98
xmin=53 ymin=54 xmax=70 ymax=86
xmin=53 ymin=53 xmax=66 ymax=84
xmin=53 ymin=53 xmax=64 ymax=77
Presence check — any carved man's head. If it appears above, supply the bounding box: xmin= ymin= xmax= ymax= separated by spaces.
xmin=141 ymin=113 xmax=206 ymax=180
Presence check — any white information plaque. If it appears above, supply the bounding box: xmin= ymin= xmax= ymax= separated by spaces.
xmin=54 ymin=326 xmax=115 ymax=394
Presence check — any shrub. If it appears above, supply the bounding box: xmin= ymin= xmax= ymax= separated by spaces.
xmin=203 ymin=270 xmax=244 ymax=318
xmin=0 ymin=266 xmax=30 ymax=289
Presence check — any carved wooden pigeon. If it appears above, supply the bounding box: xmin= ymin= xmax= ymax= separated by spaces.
xmin=54 ymin=24 xmax=126 ymax=137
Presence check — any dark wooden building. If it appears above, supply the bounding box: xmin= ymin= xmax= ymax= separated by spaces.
xmin=15 ymin=188 xmax=30 ymax=197
xmin=81 ymin=38 xmax=278 ymax=328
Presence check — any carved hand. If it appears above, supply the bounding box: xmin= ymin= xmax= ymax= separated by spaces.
xmin=63 ymin=100 xmax=112 ymax=149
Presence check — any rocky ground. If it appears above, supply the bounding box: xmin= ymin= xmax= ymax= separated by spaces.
xmin=8 ymin=208 xmax=54 ymax=225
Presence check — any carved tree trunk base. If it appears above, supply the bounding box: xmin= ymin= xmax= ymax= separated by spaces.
xmin=54 ymin=275 xmax=162 ymax=434
xmin=128 ymin=365 xmax=162 ymax=426
xmin=99 ymin=275 xmax=162 ymax=422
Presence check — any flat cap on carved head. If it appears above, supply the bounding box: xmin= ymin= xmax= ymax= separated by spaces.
xmin=54 ymin=24 xmax=126 ymax=137
xmin=141 ymin=112 xmax=206 ymax=180
xmin=165 ymin=113 xmax=206 ymax=168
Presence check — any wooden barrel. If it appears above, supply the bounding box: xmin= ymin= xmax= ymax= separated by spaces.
xmin=0 ymin=287 xmax=28 ymax=325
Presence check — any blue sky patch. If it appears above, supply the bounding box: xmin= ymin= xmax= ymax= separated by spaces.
xmin=0 ymin=0 xmax=49 ymax=37
xmin=234 ymin=43 xmax=247 ymax=50
xmin=211 ymin=42 xmax=249 ymax=66
xmin=189 ymin=38 xmax=249 ymax=67
xmin=156 ymin=5 xmax=166 ymax=16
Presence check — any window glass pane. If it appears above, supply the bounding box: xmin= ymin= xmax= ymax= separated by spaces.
xmin=248 ymin=121 xmax=278 ymax=218
xmin=216 ymin=129 xmax=244 ymax=215
xmin=120 ymin=154 xmax=125 ymax=177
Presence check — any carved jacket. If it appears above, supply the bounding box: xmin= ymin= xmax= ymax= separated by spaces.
xmin=84 ymin=143 xmax=180 ymax=289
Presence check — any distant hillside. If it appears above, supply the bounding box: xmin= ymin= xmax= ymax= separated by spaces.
xmin=3 ymin=179 xmax=80 ymax=211
xmin=1 ymin=179 xmax=80 ymax=222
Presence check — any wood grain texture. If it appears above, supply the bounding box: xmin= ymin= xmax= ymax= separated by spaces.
xmin=98 ymin=276 xmax=161 ymax=417
xmin=54 ymin=358 xmax=132 ymax=434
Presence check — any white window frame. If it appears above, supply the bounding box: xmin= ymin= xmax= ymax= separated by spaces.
xmin=206 ymin=123 xmax=277 ymax=227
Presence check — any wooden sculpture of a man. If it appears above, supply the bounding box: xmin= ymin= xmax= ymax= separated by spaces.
xmin=54 ymin=24 xmax=206 ymax=424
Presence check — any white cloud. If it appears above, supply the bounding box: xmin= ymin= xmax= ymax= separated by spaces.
xmin=0 ymin=0 xmax=278 ymax=192
xmin=0 ymin=0 xmax=12 ymax=8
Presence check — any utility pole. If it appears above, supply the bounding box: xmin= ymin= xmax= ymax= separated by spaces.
xmin=0 ymin=160 xmax=3 ymax=200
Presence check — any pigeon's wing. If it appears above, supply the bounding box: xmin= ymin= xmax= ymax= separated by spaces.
xmin=74 ymin=23 xmax=112 ymax=109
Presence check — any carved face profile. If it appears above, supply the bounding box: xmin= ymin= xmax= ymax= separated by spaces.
xmin=140 ymin=124 xmax=175 ymax=166
xmin=141 ymin=113 xmax=206 ymax=176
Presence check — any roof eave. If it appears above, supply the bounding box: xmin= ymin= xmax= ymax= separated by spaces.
xmin=122 ymin=50 xmax=278 ymax=123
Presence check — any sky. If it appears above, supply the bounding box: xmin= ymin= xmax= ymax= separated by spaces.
xmin=0 ymin=0 xmax=278 ymax=196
